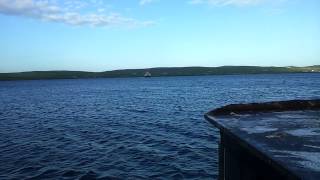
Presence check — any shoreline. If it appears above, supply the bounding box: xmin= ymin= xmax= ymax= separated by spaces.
xmin=0 ymin=71 xmax=319 ymax=82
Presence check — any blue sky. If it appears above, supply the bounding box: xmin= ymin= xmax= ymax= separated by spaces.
xmin=0 ymin=0 xmax=319 ymax=72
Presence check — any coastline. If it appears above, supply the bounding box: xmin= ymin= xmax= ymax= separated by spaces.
xmin=0 ymin=66 xmax=319 ymax=81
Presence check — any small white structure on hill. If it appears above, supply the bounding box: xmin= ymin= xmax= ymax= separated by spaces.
xmin=144 ymin=71 xmax=151 ymax=77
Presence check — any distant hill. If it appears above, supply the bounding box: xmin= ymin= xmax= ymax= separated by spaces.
xmin=0 ymin=65 xmax=319 ymax=81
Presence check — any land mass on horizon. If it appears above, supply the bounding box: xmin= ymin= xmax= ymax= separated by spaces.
xmin=0 ymin=65 xmax=319 ymax=81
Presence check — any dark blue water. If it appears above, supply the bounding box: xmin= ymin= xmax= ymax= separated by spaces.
xmin=0 ymin=74 xmax=319 ymax=179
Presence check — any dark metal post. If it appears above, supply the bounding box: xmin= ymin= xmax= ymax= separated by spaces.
xmin=218 ymin=132 xmax=225 ymax=180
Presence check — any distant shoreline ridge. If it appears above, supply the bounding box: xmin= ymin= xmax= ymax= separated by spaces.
xmin=0 ymin=65 xmax=319 ymax=81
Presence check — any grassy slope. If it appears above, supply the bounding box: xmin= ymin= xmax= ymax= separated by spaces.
xmin=0 ymin=66 xmax=319 ymax=80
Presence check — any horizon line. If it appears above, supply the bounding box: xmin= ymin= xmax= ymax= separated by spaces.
xmin=1 ymin=64 xmax=319 ymax=74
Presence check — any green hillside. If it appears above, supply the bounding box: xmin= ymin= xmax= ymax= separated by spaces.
xmin=0 ymin=65 xmax=319 ymax=81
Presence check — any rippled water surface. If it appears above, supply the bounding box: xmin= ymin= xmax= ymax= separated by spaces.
xmin=0 ymin=74 xmax=319 ymax=179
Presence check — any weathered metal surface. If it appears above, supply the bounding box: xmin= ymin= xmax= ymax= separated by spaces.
xmin=205 ymin=100 xmax=320 ymax=180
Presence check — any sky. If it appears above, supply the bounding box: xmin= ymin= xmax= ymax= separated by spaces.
xmin=0 ymin=0 xmax=319 ymax=73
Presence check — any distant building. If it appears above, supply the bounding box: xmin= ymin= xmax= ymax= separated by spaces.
xmin=144 ymin=71 xmax=151 ymax=77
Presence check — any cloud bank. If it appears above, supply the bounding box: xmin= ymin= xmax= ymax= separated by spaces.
xmin=0 ymin=0 xmax=153 ymax=27
xmin=188 ymin=0 xmax=278 ymax=6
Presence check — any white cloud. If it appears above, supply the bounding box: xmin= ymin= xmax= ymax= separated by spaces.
xmin=0 ymin=0 xmax=154 ymax=27
xmin=139 ymin=0 xmax=157 ymax=6
xmin=188 ymin=0 xmax=279 ymax=6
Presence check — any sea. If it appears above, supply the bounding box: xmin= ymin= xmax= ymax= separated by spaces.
xmin=0 ymin=73 xmax=319 ymax=179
